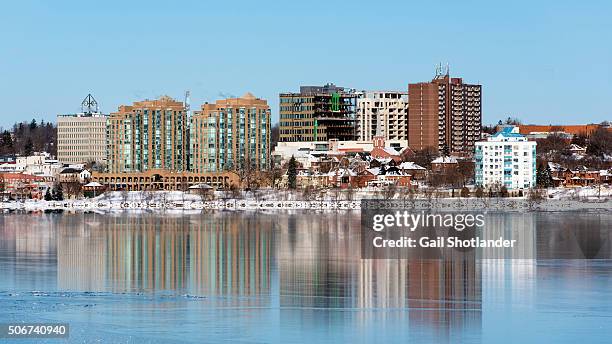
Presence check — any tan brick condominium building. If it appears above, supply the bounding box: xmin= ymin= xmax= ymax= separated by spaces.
xmin=190 ymin=93 xmax=271 ymax=172
xmin=106 ymin=96 xmax=189 ymax=173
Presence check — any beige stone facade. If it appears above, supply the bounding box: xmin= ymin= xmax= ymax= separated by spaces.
xmin=57 ymin=114 xmax=107 ymax=165
xmin=357 ymin=91 xmax=408 ymax=141
xmin=92 ymin=170 xmax=239 ymax=191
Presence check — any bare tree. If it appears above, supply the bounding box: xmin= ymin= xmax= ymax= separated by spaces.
xmin=195 ymin=186 xmax=214 ymax=202
xmin=424 ymin=186 xmax=436 ymax=207
xmin=230 ymin=184 xmax=242 ymax=199
xmin=381 ymin=183 xmax=398 ymax=200
xmin=345 ymin=185 xmax=355 ymax=201
xmin=270 ymin=166 xmax=284 ymax=189
xmin=302 ymin=185 xmax=317 ymax=201
xmin=62 ymin=182 xmax=82 ymax=199
xmin=141 ymin=187 xmax=155 ymax=204
xmin=527 ymin=188 xmax=545 ymax=209
xmin=121 ymin=189 xmax=129 ymax=203
xmin=179 ymin=180 xmax=189 ymax=202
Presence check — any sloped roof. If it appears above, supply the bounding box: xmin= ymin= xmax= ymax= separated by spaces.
xmin=399 ymin=162 xmax=426 ymax=170
xmin=432 ymin=156 xmax=458 ymax=164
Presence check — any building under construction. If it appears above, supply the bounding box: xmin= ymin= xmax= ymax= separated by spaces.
xmin=279 ymin=83 xmax=358 ymax=142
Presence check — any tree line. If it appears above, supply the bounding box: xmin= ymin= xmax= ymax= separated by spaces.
xmin=0 ymin=119 xmax=57 ymax=156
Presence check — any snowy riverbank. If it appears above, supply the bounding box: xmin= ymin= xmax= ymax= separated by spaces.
xmin=1 ymin=188 xmax=610 ymax=212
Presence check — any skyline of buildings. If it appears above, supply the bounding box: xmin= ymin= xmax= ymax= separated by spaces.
xmin=43 ymin=70 xmax=605 ymax=191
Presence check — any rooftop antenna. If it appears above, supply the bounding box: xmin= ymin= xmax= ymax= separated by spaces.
xmin=435 ymin=62 xmax=450 ymax=79
xmin=81 ymin=94 xmax=99 ymax=114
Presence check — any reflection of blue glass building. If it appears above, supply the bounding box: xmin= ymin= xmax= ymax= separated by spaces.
xmin=475 ymin=126 xmax=537 ymax=190
xmin=190 ymin=93 xmax=270 ymax=172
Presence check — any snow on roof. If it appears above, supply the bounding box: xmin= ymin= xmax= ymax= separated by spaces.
xmin=367 ymin=167 xmax=381 ymax=176
xmin=385 ymin=170 xmax=410 ymax=176
xmin=492 ymin=126 xmax=524 ymax=138
xmin=568 ymin=144 xmax=586 ymax=151
xmin=399 ymin=162 xmax=426 ymax=170
xmin=330 ymin=168 xmax=357 ymax=177
xmin=382 ymin=147 xmax=400 ymax=156
xmin=84 ymin=181 xmax=103 ymax=187
xmin=548 ymin=162 xmax=563 ymax=171
xmin=432 ymin=156 xmax=458 ymax=164
xmin=189 ymin=183 xmax=213 ymax=189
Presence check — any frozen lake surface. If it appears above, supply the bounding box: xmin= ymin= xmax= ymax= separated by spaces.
xmin=1 ymin=212 xmax=612 ymax=343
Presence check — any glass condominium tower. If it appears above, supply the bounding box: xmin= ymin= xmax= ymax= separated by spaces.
xmin=106 ymin=96 xmax=188 ymax=173
xmin=190 ymin=93 xmax=271 ymax=173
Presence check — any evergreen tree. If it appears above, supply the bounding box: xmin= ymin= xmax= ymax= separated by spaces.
xmin=52 ymin=184 xmax=64 ymax=201
xmin=44 ymin=188 xmax=53 ymax=201
xmin=24 ymin=138 xmax=34 ymax=156
xmin=544 ymin=165 xmax=553 ymax=188
xmin=0 ymin=130 xmax=13 ymax=154
xmin=536 ymin=163 xmax=553 ymax=188
xmin=287 ymin=155 xmax=297 ymax=189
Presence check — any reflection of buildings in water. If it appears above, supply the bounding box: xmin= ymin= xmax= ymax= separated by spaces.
xmin=188 ymin=214 xmax=273 ymax=298
xmin=481 ymin=213 xmax=536 ymax=259
xmin=103 ymin=215 xmax=190 ymax=293
xmin=57 ymin=213 xmax=106 ymax=291
xmin=54 ymin=213 xmax=273 ymax=297
xmin=536 ymin=213 xmax=612 ymax=259
xmin=480 ymin=214 xmax=537 ymax=318
xmin=278 ymin=213 xmax=361 ymax=308
xmin=0 ymin=213 xmax=58 ymax=289
xmin=1 ymin=213 xmax=57 ymax=256
xmin=358 ymin=257 xmax=481 ymax=341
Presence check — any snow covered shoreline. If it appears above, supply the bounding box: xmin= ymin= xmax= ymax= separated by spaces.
xmin=1 ymin=195 xmax=610 ymax=213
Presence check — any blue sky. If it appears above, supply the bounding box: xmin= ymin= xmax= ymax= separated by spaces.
xmin=1 ymin=0 xmax=610 ymax=128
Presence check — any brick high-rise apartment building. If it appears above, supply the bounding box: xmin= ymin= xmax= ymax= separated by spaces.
xmin=408 ymin=70 xmax=482 ymax=155
xmin=106 ymin=96 xmax=188 ymax=173
xmin=279 ymin=83 xmax=358 ymax=142
xmin=190 ymin=93 xmax=271 ymax=172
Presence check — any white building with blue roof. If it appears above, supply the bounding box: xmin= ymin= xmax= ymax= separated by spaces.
xmin=475 ymin=126 xmax=537 ymax=190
